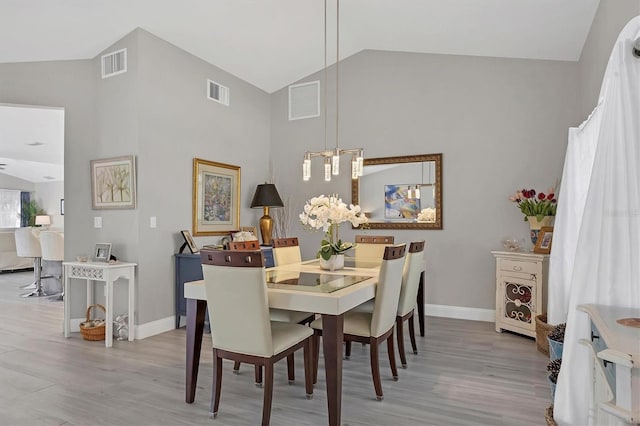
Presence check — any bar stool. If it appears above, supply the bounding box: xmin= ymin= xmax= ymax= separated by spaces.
xmin=40 ymin=231 xmax=65 ymax=300
xmin=14 ymin=227 xmax=49 ymax=297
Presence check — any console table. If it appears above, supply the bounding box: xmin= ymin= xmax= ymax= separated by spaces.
xmin=63 ymin=261 xmax=136 ymax=348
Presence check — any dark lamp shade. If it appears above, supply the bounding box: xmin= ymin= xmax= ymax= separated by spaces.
xmin=250 ymin=184 xmax=284 ymax=208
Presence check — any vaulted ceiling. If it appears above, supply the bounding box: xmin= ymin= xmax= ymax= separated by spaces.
xmin=0 ymin=0 xmax=600 ymax=183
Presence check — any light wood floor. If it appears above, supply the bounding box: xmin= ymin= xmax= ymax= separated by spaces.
xmin=0 ymin=270 xmax=552 ymax=426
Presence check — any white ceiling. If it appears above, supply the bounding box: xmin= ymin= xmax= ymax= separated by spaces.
xmin=0 ymin=0 xmax=600 ymax=183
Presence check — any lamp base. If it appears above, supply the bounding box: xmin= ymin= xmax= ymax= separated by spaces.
xmin=259 ymin=207 xmax=273 ymax=246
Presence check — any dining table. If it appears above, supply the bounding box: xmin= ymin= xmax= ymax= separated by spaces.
xmin=183 ymin=256 xmax=425 ymax=426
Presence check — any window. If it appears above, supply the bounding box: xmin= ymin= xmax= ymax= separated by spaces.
xmin=0 ymin=189 xmax=21 ymax=228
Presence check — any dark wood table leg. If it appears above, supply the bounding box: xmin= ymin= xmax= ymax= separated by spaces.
xmin=322 ymin=314 xmax=344 ymax=426
xmin=417 ymin=271 xmax=425 ymax=337
xmin=186 ymin=298 xmax=207 ymax=403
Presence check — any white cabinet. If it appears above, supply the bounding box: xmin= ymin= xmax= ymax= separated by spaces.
xmin=491 ymin=251 xmax=549 ymax=337
xmin=579 ymin=304 xmax=640 ymax=425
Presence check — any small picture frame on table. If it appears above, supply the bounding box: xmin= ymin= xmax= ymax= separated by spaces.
xmin=94 ymin=243 xmax=112 ymax=262
xmin=180 ymin=230 xmax=199 ymax=254
xmin=534 ymin=227 xmax=553 ymax=254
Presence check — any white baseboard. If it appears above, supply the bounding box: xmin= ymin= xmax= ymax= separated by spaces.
xmin=135 ymin=316 xmax=175 ymax=340
xmin=424 ymin=304 xmax=495 ymax=322
xmin=69 ymin=315 xmax=175 ymax=340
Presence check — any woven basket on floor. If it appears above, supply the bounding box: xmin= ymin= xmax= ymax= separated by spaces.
xmin=535 ymin=314 xmax=553 ymax=355
xmin=545 ymin=405 xmax=557 ymax=426
xmin=80 ymin=304 xmax=106 ymax=341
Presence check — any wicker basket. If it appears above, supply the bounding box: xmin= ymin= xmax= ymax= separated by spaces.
xmin=80 ymin=304 xmax=106 ymax=341
xmin=545 ymin=405 xmax=557 ymax=426
xmin=535 ymin=314 xmax=553 ymax=355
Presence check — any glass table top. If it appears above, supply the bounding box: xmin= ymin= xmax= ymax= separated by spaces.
xmin=265 ymin=271 xmax=373 ymax=293
xmin=303 ymin=257 xmax=382 ymax=269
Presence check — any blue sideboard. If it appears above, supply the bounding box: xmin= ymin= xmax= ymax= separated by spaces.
xmin=174 ymin=246 xmax=274 ymax=328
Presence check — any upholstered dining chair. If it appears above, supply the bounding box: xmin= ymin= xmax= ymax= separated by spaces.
xmin=271 ymin=237 xmax=302 ymax=266
xmin=200 ymin=250 xmax=314 ymax=425
xmin=39 ymin=231 xmax=65 ymax=301
xmin=354 ymin=235 xmax=394 ymax=267
xmin=14 ymin=227 xmax=49 ymax=298
xmin=349 ymin=241 xmax=425 ymax=367
xmin=229 ymin=240 xmax=314 ymax=382
xmin=311 ymin=244 xmax=406 ymax=401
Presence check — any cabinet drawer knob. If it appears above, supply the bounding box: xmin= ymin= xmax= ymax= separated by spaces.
xmin=513 ymin=265 xmax=522 ymax=271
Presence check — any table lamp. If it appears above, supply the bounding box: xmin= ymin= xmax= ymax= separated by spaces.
xmin=35 ymin=215 xmax=51 ymax=229
xmin=250 ymin=184 xmax=283 ymax=246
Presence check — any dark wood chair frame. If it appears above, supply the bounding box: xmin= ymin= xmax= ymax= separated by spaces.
xmin=201 ymin=249 xmax=314 ymax=425
xmin=354 ymin=235 xmax=394 ymax=244
xmin=228 ymin=240 xmax=261 ymax=251
xmin=271 ymin=237 xmax=299 ymax=248
xmin=313 ymin=244 xmax=406 ymax=401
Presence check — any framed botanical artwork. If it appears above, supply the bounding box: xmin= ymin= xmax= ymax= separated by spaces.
xmin=192 ymin=158 xmax=240 ymax=236
xmin=180 ymin=230 xmax=199 ymax=254
xmin=94 ymin=243 xmax=112 ymax=262
xmin=534 ymin=226 xmax=553 ymax=254
xmin=90 ymin=155 xmax=137 ymax=209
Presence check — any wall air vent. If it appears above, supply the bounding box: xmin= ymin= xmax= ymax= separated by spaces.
xmin=207 ymin=79 xmax=229 ymax=106
xmin=101 ymin=48 xmax=127 ymax=79
xmin=289 ymin=81 xmax=320 ymax=120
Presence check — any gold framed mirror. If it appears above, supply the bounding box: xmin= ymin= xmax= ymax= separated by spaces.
xmin=351 ymin=153 xmax=442 ymax=230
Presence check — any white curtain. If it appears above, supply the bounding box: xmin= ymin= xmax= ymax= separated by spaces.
xmin=547 ymin=107 xmax=600 ymax=325
xmin=554 ymin=16 xmax=640 ymax=426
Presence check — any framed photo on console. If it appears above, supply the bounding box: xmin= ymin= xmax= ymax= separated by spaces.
xmin=94 ymin=243 xmax=112 ymax=262
xmin=192 ymin=158 xmax=240 ymax=236
xmin=180 ymin=230 xmax=199 ymax=253
xmin=534 ymin=227 xmax=553 ymax=254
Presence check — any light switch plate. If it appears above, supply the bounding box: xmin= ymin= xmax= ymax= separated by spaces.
xmin=150 ymin=216 xmax=157 ymax=228
xmin=94 ymin=217 xmax=102 ymax=228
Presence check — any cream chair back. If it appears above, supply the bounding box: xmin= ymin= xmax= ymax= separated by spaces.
xmin=397 ymin=241 xmax=425 ymax=317
xmin=14 ymin=227 xmax=41 ymax=258
xmin=272 ymin=237 xmax=302 ymax=266
xmin=370 ymin=244 xmax=406 ymax=337
xmin=201 ymin=250 xmax=273 ymax=357
xmin=40 ymin=231 xmax=64 ymax=261
xmin=354 ymin=235 xmax=394 ymax=267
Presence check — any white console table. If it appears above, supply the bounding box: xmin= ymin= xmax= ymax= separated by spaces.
xmin=63 ymin=261 xmax=136 ymax=348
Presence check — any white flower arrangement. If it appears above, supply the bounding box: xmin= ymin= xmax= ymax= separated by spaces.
xmin=299 ymin=194 xmax=368 ymax=259
xmin=417 ymin=207 xmax=436 ymax=222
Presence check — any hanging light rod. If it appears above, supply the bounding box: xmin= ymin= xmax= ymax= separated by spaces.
xmin=302 ymin=0 xmax=363 ymax=182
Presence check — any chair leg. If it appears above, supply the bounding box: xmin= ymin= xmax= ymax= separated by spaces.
xmin=233 ymin=361 xmax=241 ymax=374
xmin=387 ymin=331 xmax=398 ymax=381
xmin=255 ymin=364 xmax=263 ymax=386
xmin=303 ymin=338 xmax=314 ymax=399
xmin=261 ymin=362 xmax=274 ymax=426
xmin=345 ymin=341 xmax=351 ymax=359
xmin=287 ymin=353 xmax=295 ymax=383
xmin=408 ymin=312 xmax=418 ymax=355
xmin=396 ymin=316 xmax=407 ymax=368
xmin=210 ymin=349 xmax=223 ymax=418
xmin=312 ymin=332 xmax=320 ymax=385
xmin=369 ymin=338 xmax=383 ymax=401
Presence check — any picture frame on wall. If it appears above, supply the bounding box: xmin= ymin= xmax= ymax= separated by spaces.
xmin=534 ymin=226 xmax=553 ymax=254
xmin=192 ymin=158 xmax=240 ymax=236
xmin=90 ymin=155 xmax=137 ymax=209
xmin=60 ymin=199 xmax=64 ymax=215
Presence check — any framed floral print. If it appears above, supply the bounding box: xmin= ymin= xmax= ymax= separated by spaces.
xmin=192 ymin=158 xmax=240 ymax=236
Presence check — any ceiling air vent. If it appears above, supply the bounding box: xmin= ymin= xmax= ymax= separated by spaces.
xmin=289 ymin=81 xmax=320 ymax=120
xmin=207 ymin=79 xmax=229 ymax=106
xmin=101 ymin=48 xmax=127 ymax=79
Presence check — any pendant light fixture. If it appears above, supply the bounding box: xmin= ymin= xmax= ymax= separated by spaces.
xmin=302 ymin=0 xmax=363 ymax=182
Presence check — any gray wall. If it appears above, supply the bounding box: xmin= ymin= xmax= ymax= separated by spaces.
xmin=271 ymin=50 xmax=582 ymax=312
xmin=578 ymin=0 xmax=640 ymax=118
